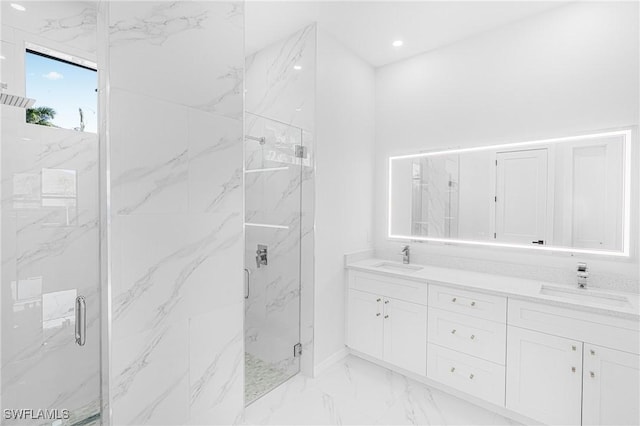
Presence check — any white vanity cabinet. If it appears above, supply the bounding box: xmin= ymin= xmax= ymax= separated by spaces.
xmin=347 ymin=289 xmax=384 ymax=359
xmin=506 ymin=326 xmax=583 ymax=425
xmin=582 ymin=344 xmax=640 ymax=426
xmin=507 ymin=300 xmax=640 ymax=426
xmin=347 ymin=271 xmax=428 ymax=375
xmin=383 ymin=297 xmax=428 ymax=374
xmin=346 ymin=264 xmax=640 ymax=426
xmin=427 ymin=284 xmax=507 ymax=405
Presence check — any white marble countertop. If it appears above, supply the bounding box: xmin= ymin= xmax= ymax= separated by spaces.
xmin=346 ymin=258 xmax=640 ymax=321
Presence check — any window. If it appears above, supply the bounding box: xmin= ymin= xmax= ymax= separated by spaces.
xmin=25 ymin=48 xmax=97 ymax=133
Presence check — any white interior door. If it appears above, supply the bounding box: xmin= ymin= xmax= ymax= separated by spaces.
xmin=495 ymin=149 xmax=549 ymax=245
xmin=569 ymin=140 xmax=624 ymax=250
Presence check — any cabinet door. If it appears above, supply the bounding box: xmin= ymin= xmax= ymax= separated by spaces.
xmin=347 ymin=289 xmax=383 ymax=359
xmin=506 ymin=326 xmax=582 ymax=425
xmin=583 ymin=344 xmax=640 ymax=426
xmin=383 ymin=297 xmax=427 ymax=375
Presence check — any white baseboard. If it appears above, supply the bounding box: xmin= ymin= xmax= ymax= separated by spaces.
xmin=313 ymin=347 xmax=350 ymax=377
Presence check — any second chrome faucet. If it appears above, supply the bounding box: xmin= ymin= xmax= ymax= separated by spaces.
xmin=577 ymin=262 xmax=589 ymax=288
xmin=401 ymin=245 xmax=410 ymax=264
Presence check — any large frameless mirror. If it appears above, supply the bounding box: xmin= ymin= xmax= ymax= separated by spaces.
xmin=388 ymin=129 xmax=632 ymax=256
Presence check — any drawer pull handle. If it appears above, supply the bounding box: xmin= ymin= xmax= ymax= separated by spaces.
xmin=470 ymin=334 xmax=475 ymax=340
xmin=384 ymin=300 xmax=389 ymax=304
xmin=590 ymin=349 xmax=595 ymax=356
xmin=384 ymin=315 xmax=389 ymax=319
xmin=452 ymin=297 xmax=457 ymax=303
xmin=470 ymin=301 xmax=476 ymax=306
xmin=451 ymin=329 xmax=457 ymax=334
xmin=571 ymin=366 xmax=576 ymax=373
xmin=590 ymin=371 xmax=595 ymax=378
xmin=469 ymin=374 xmax=474 ymax=380
xmin=376 ymin=313 xmax=381 ymax=317
xmin=571 ymin=345 xmax=577 ymax=351
xmin=376 ymin=298 xmax=381 ymax=302
xmin=450 ymin=367 xmax=456 ymax=373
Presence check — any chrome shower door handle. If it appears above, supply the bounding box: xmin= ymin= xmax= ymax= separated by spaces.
xmin=75 ymin=296 xmax=86 ymax=346
xmin=244 ymin=268 xmax=250 ymax=299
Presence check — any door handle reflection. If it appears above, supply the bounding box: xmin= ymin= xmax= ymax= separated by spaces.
xmin=244 ymin=268 xmax=250 ymax=299
xmin=75 ymin=296 xmax=86 ymax=346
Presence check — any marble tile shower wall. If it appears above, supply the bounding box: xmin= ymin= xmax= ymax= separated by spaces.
xmin=245 ymin=25 xmax=316 ymax=131
xmin=244 ymin=25 xmax=316 ymax=377
xmin=107 ymin=2 xmax=245 ymax=424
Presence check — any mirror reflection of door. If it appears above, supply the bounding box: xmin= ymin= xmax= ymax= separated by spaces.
xmin=563 ymin=139 xmax=624 ymax=250
xmin=495 ymin=149 xmax=549 ymax=245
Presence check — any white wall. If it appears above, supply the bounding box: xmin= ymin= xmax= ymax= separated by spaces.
xmin=375 ymin=1 xmax=639 ymax=292
xmin=314 ymin=29 xmax=376 ymax=368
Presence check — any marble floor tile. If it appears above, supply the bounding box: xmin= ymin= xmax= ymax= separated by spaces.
xmin=243 ymin=355 xmax=519 ymax=426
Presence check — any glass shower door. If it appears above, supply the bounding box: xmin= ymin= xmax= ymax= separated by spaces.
xmin=1 ymin=75 xmax=101 ymax=426
xmin=244 ymin=112 xmax=303 ymax=403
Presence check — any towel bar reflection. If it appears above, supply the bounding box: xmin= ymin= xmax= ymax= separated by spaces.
xmin=75 ymin=296 xmax=86 ymax=346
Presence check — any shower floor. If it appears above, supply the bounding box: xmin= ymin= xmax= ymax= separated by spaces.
xmin=245 ymin=353 xmax=292 ymax=404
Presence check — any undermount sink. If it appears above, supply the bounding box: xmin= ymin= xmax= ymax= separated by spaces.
xmin=539 ymin=285 xmax=631 ymax=308
xmin=372 ymin=262 xmax=424 ymax=272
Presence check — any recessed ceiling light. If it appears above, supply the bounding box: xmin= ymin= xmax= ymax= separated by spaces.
xmin=392 ymin=40 xmax=403 ymax=47
xmin=293 ymin=65 xmax=302 ymax=71
xmin=11 ymin=3 xmax=26 ymax=11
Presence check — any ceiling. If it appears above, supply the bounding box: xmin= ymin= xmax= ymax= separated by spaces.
xmin=245 ymin=1 xmax=568 ymax=68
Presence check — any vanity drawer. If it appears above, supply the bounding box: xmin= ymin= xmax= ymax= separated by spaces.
xmin=428 ymin=284 xmax=506 ymax=322
xmin=427 ymin=343 xmax=506 ymax=406
xmin=349 ymin=271 xmax=427 ymax=305
xmin=508 ymin=299 xmax=640 ymax=355
xmin=428 ymin=307 xmax=506 ymax=365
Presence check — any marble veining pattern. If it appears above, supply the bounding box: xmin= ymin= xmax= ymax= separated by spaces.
xmin=109 ymin=2 xmax=210 ymax=46
xmin=245 ymin=25 xmax=316 ymax=130
xmin=1 ymin=1 xmax=98 ymax=53
xmin=108 ymin=2 xmax=245 ymax=424
xmin=109 ymin=1 xmax=244 ymax=118
xmin=244 ymin=355 xmax=520 ymax=426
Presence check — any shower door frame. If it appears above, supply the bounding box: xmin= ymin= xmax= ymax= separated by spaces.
xmin=243 ymin=112 xmax=307 ymax=404
xmin=0 ymin=15 xmax=106 ymax=424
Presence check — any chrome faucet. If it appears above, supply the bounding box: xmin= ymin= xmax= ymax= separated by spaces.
xmin=401 ymin=245 xmax=410 ymax=264
xmin=577 ymin=262 xmax=589 ymax=288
